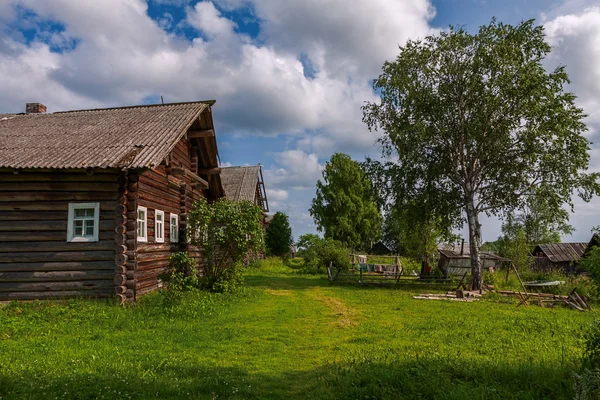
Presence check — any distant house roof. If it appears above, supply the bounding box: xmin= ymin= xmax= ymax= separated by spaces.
xmin=220 ymin=165 xmax=269 ymax=212
xmin=0 ymin=101 xmax=213 ymax=170
xmin=437 ymin=243 xmax=509 ymax=262
xmin=533 ymin=243 xmax=587 ymax=263
xmin=369 ymin=241 xmax=392 ymax=255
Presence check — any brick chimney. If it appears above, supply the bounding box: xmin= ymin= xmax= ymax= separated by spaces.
xmin=26 ymin=103 xmax=47 ymax=114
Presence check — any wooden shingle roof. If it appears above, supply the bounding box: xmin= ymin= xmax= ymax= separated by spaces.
xmin=0 ymin=101 xmax=213 ymax=169
xmin=534 ymin=243 xmax=587 ymax=263
xmin=220 ymin=166 xmax=261 ymax=202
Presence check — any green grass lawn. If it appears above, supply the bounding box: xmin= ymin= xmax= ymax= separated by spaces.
xmin=1 ymin=260 xmax=597 ymax=399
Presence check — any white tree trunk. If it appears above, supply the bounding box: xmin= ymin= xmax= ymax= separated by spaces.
xmin=465 ymin=197 xmax=483 ymax=291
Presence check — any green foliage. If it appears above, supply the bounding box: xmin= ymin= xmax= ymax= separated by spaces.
xmin=576 ymin=322 xmax=600 ymax=400
xmin=187 ymin=197 xmax=264 ymax=292
xmin=505 ymin=229 xmax=532 ymax=270
xmin=501 ymin=191 xmax=574 ymax=245
xmin=300 ymin=237 xmax=351 ymax=275
xmin=573 ymin=368 xmax=600 ymax=400
xmin=580 ymin=247 xmax=600 ymax=288
xmin=159 ymin=252 xmax=200 ymax=303
xmin=583 ymin=321 xmax=600 ymax=369
xmin=265 ymin=211 xmax=293 ymax=257
xmin=363 ymin=18 xmax=599 ymax=289
xmin=296 ymin=233 xmax=321 ymax=257
xmin=310 ymin=153 xmax=382 ymax=250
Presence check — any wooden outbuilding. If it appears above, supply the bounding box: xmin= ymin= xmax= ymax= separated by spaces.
xmin=437 ymin=243 xmax=509 ymax=277
xmin=532 ymin=242 xmax=588 ymax=274
xmin=220 ymin=165 xmax=269 ymax=213
xmin=0 ymin=101 xmax=224 ymax=302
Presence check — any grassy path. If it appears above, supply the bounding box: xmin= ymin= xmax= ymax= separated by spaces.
xmin=0 ymin=261 xmax=597 ymax=399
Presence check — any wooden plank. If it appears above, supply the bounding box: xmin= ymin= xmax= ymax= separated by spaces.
xmin=0 ymin=251 xmax=115 ymax=263
xmin=0 ymin=173 xmax=118 ymax=182
xmin=0 ymin=261 xmax=113 ymax=272
xmin=0 ymin=280 xmax=113 ymax=292
xmin=188 ymin=129 xmax=215 ymax=139
xmin=0 ymin=211 xmax=114 ymax=221
xmin=0 ymin=220 xmax=114 ymax=232
xmin=0 ymin=240 xmax=115 ymax=252
xmin=0 ymin=201 xmax=117 ymax=211
xmin=0 ymin=290 xmax=113 ymax=301
xmin=0 ymin=231 xmax=115 ymax=242
xmin=196 ymin=167 xmax=221 ymax=175
xmin=0 ymin=270 xmax=114 ymax=282
xmin=0 ymin=182 xmax=118 ymax=192
xmin=0 ymin=192 xmax=117 ymax=202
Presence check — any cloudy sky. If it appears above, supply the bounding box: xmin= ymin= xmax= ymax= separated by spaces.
xmin=1 ymin=0 xmax=600 ymax=243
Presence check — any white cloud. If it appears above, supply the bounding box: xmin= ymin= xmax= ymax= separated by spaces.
xmin=268 ymin=188 xmax=289 ymax=202
xmin=263 ymin=150 xmax=323 ymax=190
xmin=187 ymin=1 xmax=237 ymax=39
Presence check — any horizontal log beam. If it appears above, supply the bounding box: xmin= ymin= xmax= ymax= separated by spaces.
xmin=187 ymin=129 xmax=215 ymax=139
xmin=0 ymin=290 xmax=113 ymax=301
xmin=166 ymin=167 xmax=208 ymax=189
xmin=0 ymin=270 xmax=114 ymax=282
xmin=196 ymin=168 xmax=221 ymax=175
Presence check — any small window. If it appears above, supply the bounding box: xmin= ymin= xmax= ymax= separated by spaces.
xmin=170 ymin=213 xmax=179 ymax=243
xmin=155 ymin=210 xmax=164 ymax=243
xmin=67 ymin=203 xmax=100 ymax=242
xmin=137 ymin=206 xmax=147 ymax=242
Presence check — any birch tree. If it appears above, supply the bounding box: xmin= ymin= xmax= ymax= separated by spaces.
xmin=363 ymin=19 xmax=598 ymax=289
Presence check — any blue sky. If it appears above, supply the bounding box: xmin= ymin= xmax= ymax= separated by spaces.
xmin=1 ymin=0 xmax=599 ymax=243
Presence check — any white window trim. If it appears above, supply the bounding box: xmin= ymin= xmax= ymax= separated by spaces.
xmin=67 ymin=202 xmax=100 ymax=243
xmin=155 ymin=210 xmax=165 ymax=243
xmin=137 ymin=206 xmax=148 ymax=243
xmin=170 ymin=213 xmax=179 ymax=243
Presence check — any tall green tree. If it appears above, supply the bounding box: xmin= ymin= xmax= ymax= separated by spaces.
xmin=265 ymin=211 xmax=293 ymax=257
xmin=363 ymin=19 xmax=598 ymax=289
xmin=310 ymin=153 xmax=382 ymax=250
xmin=364 ymin=158 xmax=458 ymax=265
xmin=501 ymin=191 xmax=574 ymax=245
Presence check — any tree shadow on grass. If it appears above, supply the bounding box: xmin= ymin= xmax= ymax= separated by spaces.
xmin=0 ymin=356 xmax=577 ymax=400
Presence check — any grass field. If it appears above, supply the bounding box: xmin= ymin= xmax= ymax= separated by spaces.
xmin=0 ymin=259 xmax=597 ymax=399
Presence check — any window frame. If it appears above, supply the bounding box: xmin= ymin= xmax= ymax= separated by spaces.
xmin=170 ymin=213 xmax=179 ymax=243
xmin=67 ymin=202 xmax=100 ymax=243
xmin=137 ymin=206 xmax=148 ymax=243
xmin=155 ymin=210 xmax=165 ymax=243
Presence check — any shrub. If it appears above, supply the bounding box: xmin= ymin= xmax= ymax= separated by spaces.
xmin=205 ymin=262 xmax=244 ymax=294
xmin=159 ymin=252 xmax=200 ymax=303
xmin=301 ymin=237 xmax=350 ymax=275
xmin=187 ymin=198 xmax=264 ymax=293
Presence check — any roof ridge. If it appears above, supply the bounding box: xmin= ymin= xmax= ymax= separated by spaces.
xmin=54 ymin=100 xmax=216 ymax=114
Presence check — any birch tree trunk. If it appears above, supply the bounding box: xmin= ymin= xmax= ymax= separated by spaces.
xmin=465 ymin=196 xmax=483 ymax=291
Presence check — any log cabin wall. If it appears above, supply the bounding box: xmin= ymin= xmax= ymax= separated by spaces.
xmin=0 ymin=169 xmax=120 ymax=301
xmin=134 ymin=138 xmax=206 ymax=297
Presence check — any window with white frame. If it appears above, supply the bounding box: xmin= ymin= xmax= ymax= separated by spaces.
xmin=170 ymin=213 xmax=179 ymax=243
xmin=137 ymin=206 xmax=148 ymax=242
xmin=155 ymin=210 xmax=165 ymax=243
xmin=67 ymin=203 xmax=100 ymax=242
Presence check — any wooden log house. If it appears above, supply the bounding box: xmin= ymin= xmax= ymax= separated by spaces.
xmin=0 ymin=101 xmax=225 ymax=302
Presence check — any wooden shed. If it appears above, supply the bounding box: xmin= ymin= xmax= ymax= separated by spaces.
xmin=0 ymin=101 xmax=224 ymax=302
xmin=437 ymin=243 xmax=509 ymax=277
xmin=532 ymin=242 xmax=587 ymax=274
